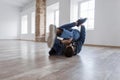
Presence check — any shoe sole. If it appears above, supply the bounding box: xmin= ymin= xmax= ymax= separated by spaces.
xmin=47 ymin=24 xmax=56 ymax=48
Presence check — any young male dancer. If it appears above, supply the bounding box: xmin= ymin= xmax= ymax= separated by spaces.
xmin=47 ymin=18 xmax=87 ymax=57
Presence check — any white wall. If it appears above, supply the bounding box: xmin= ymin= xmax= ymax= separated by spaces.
xmin=46 ymin=2 xmax=59 ymax=41
xmin=47 ymin=0 xmax=70 ymax=25
xmin=70 ymin=0 xmax=79 ymax=22
xmin=59 ymin=0 xmax=70 ymax=25
xmin=46 ymin=2 xmax=59 ymax=32
xmin=20 ymin=0 xmax=120 ymax=46
xmin=0 ymin=2 xmax=20 ymax=39
xmin=71 ymin=0 xmax=120 ymax=46
xmin=85 ymin=0 xmax=120 ymax=46
xmin=20 ymin=0 xmax=70 ymax=40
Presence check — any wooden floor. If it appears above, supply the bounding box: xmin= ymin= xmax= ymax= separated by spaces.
xmin=0 ymin=40 xmax=120 ymax=80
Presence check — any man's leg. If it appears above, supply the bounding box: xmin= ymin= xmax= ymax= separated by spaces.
xmin=57 ymin=18 xmax=87 ymax=36
xmin=59 ymin=22 xmax=76 ymax=30
xmin=79 ymin=25 xmax=86 ymax=44
xmin=56 ymin=22 xmax=76 ymax=36
xmin=74 ymin=25 xmax=86 ymax=54
xmin=49 ymin=38 xmax=64 ymax=55
xmin=59 ymin=18 xmax=87 ymax=30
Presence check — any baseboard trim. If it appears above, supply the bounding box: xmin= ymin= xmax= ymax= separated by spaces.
xmin=0 ymin=39 xmax=18 ymax=40
xmin=17 ymin=39 xmax=35 ymax=42
xmin=84 ymin=44 xmax=120 ymax=48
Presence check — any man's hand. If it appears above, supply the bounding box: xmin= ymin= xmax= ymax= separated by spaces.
xmin=61 ymin=38 xmax=72 ymax=45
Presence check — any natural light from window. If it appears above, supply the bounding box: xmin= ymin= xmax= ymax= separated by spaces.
xmin=54 ymin=10 xmax=59 ymax=27
xmin=79 ymin=0 xmax=95 ymax=30
xmin=31 ymin=12 xmax=35 ymax=34
xmin=21 ymin=15 xmax=28 ymax=34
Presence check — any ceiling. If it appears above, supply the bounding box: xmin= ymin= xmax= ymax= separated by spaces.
xmin=0 ymin=0 xmax=34 ymax=8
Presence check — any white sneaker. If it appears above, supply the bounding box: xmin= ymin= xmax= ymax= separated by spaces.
xmin=47 ymin=24 xmax=56 ymax=48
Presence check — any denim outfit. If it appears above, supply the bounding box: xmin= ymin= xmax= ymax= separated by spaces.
xmin=52 ymin=22 xmax=86 ymax=55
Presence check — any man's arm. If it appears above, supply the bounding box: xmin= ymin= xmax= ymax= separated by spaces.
xmin=57 ymin=36 xmax=72 ymax=45
xmin=61 ymin=38 xmax=72 ymax=45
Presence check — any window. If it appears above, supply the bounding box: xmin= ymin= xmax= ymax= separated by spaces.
xmin=21 ymin=15 xmax=28 ymax=34
xmin=46 ymin=2 xmax=59 ymax=36
xmin=46 ymin=9 xmax=59 ymax=33
xmin=79 ymin=0 xmax=95 ymax=30
xmin=54 ymin=10 xmax=59 ymax=27
xmin=31 ymin=12 xmax=35 ymax=33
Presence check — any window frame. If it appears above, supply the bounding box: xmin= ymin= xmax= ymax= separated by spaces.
xmin=21 ymin=15 xmax=28 ymax=34
xmin=54 ymin=9 xmax=59 ymax=27
xmin=31 ymin=12 xmax=35 ymax=34
xmin=78 ymin=0 xmax=95 ymax=30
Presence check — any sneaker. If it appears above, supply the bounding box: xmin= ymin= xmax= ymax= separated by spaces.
xmin=49 ymin=48 xmax=56 ymax=56
xmin=47 ymin=24 xmax=56 ymax=48
xmin=76 ymin=18 xmax=87 ymax=26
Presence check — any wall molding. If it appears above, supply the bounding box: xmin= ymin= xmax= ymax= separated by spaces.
xmin=84 ymin=44 xmax=120 ymax=48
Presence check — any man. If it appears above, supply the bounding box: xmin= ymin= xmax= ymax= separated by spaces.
xmin=47 ymin=18 xmax=87 ymax=57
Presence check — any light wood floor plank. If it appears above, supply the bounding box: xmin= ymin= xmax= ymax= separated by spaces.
xmin=0 ymin=40 xmax=120 ymax=80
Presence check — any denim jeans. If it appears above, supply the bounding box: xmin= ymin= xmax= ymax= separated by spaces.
xmin=52 ymin=22 xmax=86 ymax=55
